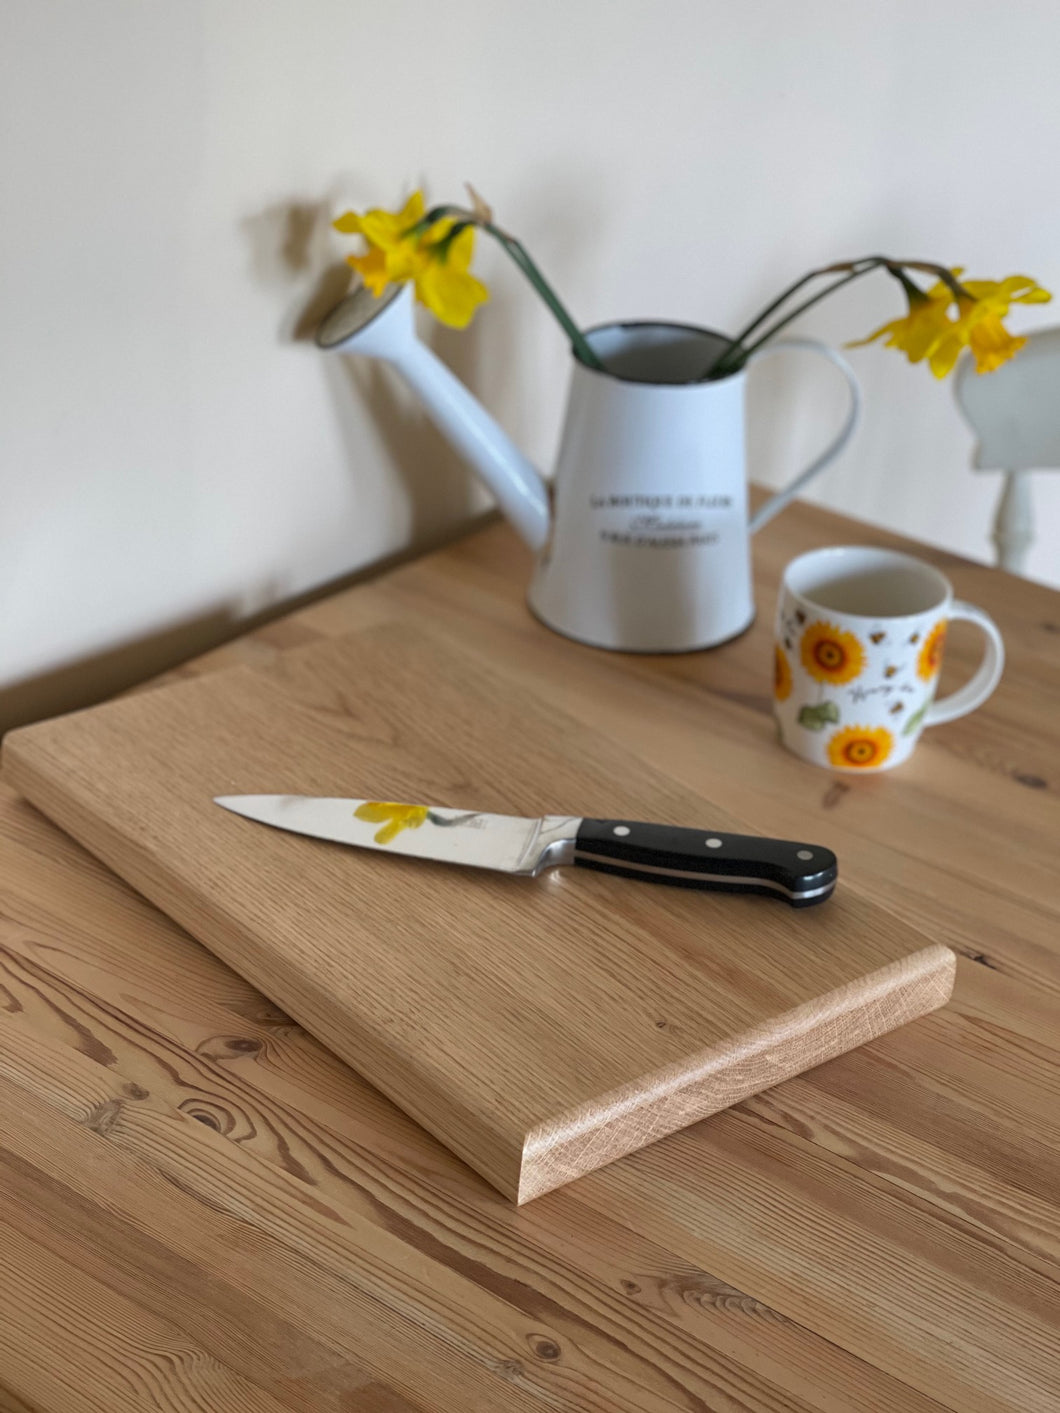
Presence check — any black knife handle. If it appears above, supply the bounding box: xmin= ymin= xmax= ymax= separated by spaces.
xmin=573 ymin=819 xmax=837 ymax=907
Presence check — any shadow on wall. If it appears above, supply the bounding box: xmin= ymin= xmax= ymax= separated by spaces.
xmin=1 ymin=193 xmax=499 ymax=736
xmin=244 ymin=193 xmax=497 ymax=546
xmin=327 ymin=317 xmax=492 ymax=550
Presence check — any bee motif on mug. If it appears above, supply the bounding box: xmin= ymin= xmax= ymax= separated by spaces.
xmin=884 ymin=665 xmax=899 ymax=679
xmin=870 ymin=631 xmax=886 ymax=644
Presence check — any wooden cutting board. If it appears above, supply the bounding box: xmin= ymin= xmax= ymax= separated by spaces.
xmin=2 ymin=622 xmax=954 ymax=1202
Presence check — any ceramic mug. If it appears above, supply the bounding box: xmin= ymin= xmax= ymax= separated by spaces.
xmin=773 ymin=546 xmax=1004 ymax=772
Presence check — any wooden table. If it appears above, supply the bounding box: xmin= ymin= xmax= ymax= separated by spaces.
xmin=1 ymin=500 xmax=1058 ymax=1413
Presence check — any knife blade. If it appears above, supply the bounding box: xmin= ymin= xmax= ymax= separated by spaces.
xmin=214 ymin=795 xmax=837 ymax=906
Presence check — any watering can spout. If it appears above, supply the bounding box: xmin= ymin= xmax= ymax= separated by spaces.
xmin=316 ymin=284 xmax=551 ymax=551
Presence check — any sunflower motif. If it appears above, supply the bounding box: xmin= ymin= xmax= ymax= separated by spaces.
xmin=354 ymin=801 xmax=430 ymax=844
xmin=917 ymin=621 xmax=947 ymax=681
xmin=800 ymin=620 xmax=866 ymax=686
xmin=774 ymin=645 xmax=793 ymax=701
xmin=827 ymin=725 xmax=894 ymax=770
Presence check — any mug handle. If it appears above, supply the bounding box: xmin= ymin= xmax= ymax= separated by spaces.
xmin=924 ymin=601 xmax=1005 ymax=726
xmin=747 ymin=339 xmax=862 ymax=535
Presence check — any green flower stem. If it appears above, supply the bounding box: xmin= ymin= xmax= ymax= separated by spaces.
xmin=720 ymin=257 xmax=882 ymax=358
xmin=711 ymin=265 xmax=881 ymax=373
xmin=490 ymin=229 xmax=606 ymax=369
xmin=708 ymin=258 xmax=885 ymax=378
xmin=889 ymin=265 xmax=928 ymax=303
xmin=895 ymin=261 xmax=973 ymax=302
xmin=426 ymin=204 xmax=605 ymax=370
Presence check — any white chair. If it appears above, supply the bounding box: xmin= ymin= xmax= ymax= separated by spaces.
xmin=954 ymin=327 xmax=1060 ymax=574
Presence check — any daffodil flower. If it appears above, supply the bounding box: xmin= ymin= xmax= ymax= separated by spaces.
xmin=847 ymin=283 xmax=956 ymax=365
xmin=333 ymin=190 xmax=488 ymax=329
xmin=927 ymin=273 xmax=1051 ymax=377
xmin=961 ymin=313 xmax=1028 ymax=376
xmin=334 ymin=191 xmax=435 ymax=295
xmin=332 ymin=189 xmax=425 ymax=265
xmin=345 ymin=245 xmax=391 ymax=297
xmin=851 ymin=267 xmax=1051 ymax=378
xmin=331 ymin=184 xmax=604 ymax=362
xmin=415 ymin=225 xmax=489 ymax=328
xmin=962 ymin=274 xmax=1052 ymax=308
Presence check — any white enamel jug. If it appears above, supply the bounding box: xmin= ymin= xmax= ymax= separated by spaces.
xmin=317 ymin=284 xmax=861 ymax=651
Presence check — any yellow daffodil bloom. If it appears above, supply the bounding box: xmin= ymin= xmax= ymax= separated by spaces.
xmin=852 ymin=268 xmax=1051 ymax=378
xmin=346 ymin=245 xmax=391 ymax=297
xmin=927 ymin=273 xmax=1051 ymax=377
xmin=964 ymin=313 xmax=1028 ymax=375
xmin=332 ymin=189 xmax=425 ymax=257
xmin=335 ymin=191 xmax=431 ymax=294
xmin=962 ymin=274 xmax=1052 ymax=308
xmin=333 ymin=191 xmax=489 ymax=329
xmin=848 ymin=283 xmax=955 ymax=364
xmin=928 ymin=304 xmax=1026 ymax=378
xmin=415 ymin=226 xmax=489 ymax=329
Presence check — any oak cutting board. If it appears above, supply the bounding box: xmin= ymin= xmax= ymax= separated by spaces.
xmin=2 ymin=622 xmax=955 ymax=1202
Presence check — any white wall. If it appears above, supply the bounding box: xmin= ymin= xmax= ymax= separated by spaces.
xmin=3 ymin=0 xmax=1058 ymax=717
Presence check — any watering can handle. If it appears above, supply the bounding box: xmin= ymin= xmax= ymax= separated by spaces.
xmin=746 ymin=338 xmax=862 ymax=535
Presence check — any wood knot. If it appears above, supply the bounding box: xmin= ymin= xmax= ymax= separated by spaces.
xmin=822 ymin=781 xmax=850 ymax=809
xmin=195 ymin=1035 xmax=263 ymax=1061
xmin=86 ymin=1098 xmax=122 ymax=1135
xmin=527 ymin=1335 xmax=561 ymax=1363
xmin=178 ymin=1098 xmax=237 ymax=1135
xmin=254 ymin=1009 xmax=294 ymax=1030
xmin=962 ymin=949 xmax=999 ymax=971
xmin=122 ymin=1082 xmax=149 ymax=1100
xmin=666 ymin=1274 xmax=786 ymax=1321
xmin=620 ymin=1278 xmax=641 ymax=1295
xmin=1012 ymin=771 xmax=1047 ymax=790
xmin=494 ymin=1359 xmax=524 ymax=1380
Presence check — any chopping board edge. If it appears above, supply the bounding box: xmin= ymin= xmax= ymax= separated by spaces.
xmin=517 ymin=940 xmax=955 ymax=1202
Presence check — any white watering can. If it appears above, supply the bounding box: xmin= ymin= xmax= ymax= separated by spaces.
xmin=317 ymin=283 xmax=861 ymax=651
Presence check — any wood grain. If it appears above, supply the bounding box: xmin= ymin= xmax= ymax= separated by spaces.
xmin=3 ymin=623 xmax=953 ymax=1202
xmin=0 ymin=497 xmax=1058 ymax=1409
xmin=0 ymin=1206 xmax=297 ymax=1413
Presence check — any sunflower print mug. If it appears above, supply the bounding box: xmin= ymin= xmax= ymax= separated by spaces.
xmin=773 ymin=546 xmax=1004 ymax=772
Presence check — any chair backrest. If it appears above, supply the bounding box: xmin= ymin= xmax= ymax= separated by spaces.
xmin=955 ymin=325 xmax=1060 ymax=471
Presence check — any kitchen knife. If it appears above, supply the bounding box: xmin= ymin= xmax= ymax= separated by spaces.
xmin=214 ymin=796 xmax=837 ymax=906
